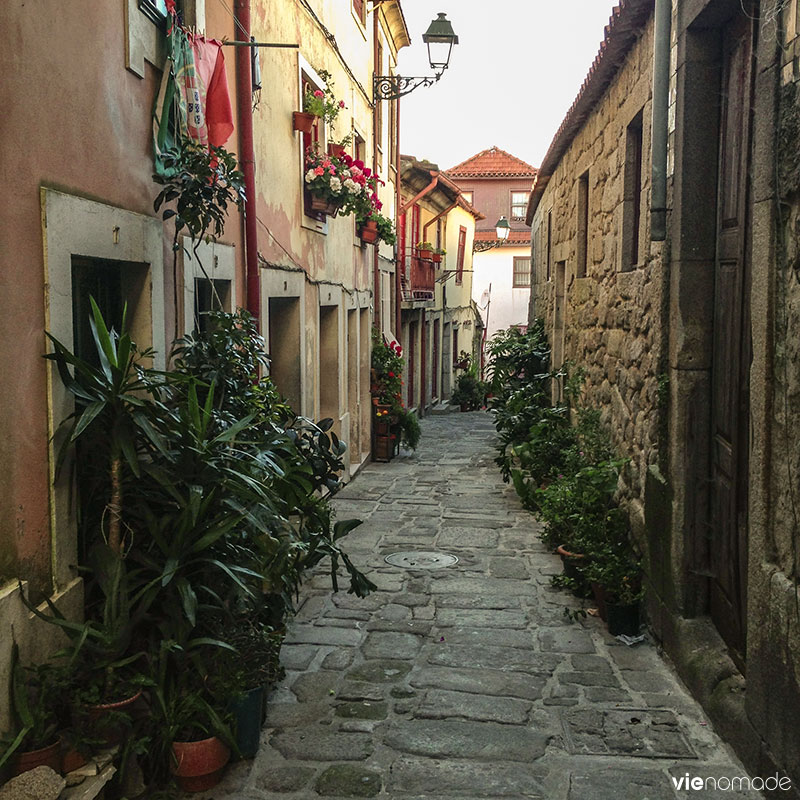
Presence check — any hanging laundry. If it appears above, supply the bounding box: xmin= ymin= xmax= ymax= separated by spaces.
xmin=153 ymin=12 xmax=234 ymax=174
xmin=189 ymin=34 xmax=234 ymax=148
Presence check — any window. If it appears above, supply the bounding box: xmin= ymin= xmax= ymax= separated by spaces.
xmin=511 ymin=191 xmax=528 ymax=220
xmin=389 ymin=99 xmax=397 ymax=174
xmin=194 ymin=279 xmax=230 ymax=333
xmin=546 ymin=210 xmax=552 ymax=281
xmin=139 ymin=0 xmax=168 ymax=24
xmin=353 ymin=0 xmax=366 ymax=25
xmin=461 ymin=191 xmax=474 ymax=206
xmin=375 ymin=41 xmax=384 ymax=153
xmin=302 ymin=72 xmax=325 ymax=221
xmin=455 ymin=226 xmax=467 ymax=284
xmin=354 ymin=132 xmax=366 ymax=165
xmin=513 ymin=257 xmax=532 ymax=288
xmin=622 ymin=111 xmax=644 ymax=271
xmin=577 ymin=171 xmax=589 ymax=278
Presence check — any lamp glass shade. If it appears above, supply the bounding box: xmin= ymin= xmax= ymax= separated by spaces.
xmin=495 ymin=216 xmax=511 ymax=240
xmin=422 ymin=13 xmax=459 ymax=71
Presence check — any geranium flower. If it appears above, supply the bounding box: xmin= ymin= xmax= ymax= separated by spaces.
xmin=314 ymin=166 xmax=325 ymax=176
xmin=329 ymin=176 xmax=342 ymax=193
xmin=339 ymin=100 xmax=346 ymax=108
xmin=314 ymin=90 xmax=324 ymax=98
xmin=354 ymin=159 xmax=365 ymax=170
xmin=363 ymin=167 xmax=372 ymax=177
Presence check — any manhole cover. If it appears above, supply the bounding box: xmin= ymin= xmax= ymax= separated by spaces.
xmin=384 ymin=551 xmax=459 ymax=569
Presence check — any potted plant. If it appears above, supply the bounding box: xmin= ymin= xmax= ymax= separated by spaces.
xmin=302 ymin=72 xmax=346 ymax=127
xmin=304 ymin=147 xmax=349 ymax=216
xmin=416 ymin=241 xmax=434 ymax=260
xmin=0 ymin=646 xmax=61 ymax=776
xmin=583 ymin=544 xmax=643 ymax=635
xmin=327 ymin=132 xmax=352 ymax=159
xmin=432 ymin=247 xmax=445 ymax=264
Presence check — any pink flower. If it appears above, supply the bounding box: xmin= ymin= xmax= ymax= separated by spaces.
xmin=354 ymin=159 xmax=365 ymax=170
xmin=375 ymin=200 xmax=383 ymax=210
xmin=339 ymin=100 xmax=346 ymax=108
xmin=363 ymin=167 xmax=372 ymax=177
xmin=314 ymin=166 xmax=324 ymax=176
xmin=314 ymin=90 xmax=324 ymax=98
xmin=322 ymin=160 xmax=331 ymax=168
xmin=328 ymin=167 xmax=336 ymax=174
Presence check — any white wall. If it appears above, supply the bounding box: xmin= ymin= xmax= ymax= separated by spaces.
xmin=472 ymin=245 xmax=531 ymax=344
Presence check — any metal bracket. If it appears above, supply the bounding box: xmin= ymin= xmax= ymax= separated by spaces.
xmin=373 ymin=72 xmax=442 ymax=101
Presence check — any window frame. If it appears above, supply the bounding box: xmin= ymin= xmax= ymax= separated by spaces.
xmin=455 ymin=226 xmax=467 ymax=285
xmin=510 ymin=190 xmax=528 ymax=221
xmin=512 ymin=256 xmax=532 ymax=288
xmin=576 ymin=170 xmax=589 ymax=278
xmin=138 ymin=0 xmax=168 ymax=24
xmin=298 ymin=59 xmax=330 ymax=230
xmin=622 ymin=110 xmax=644 ymax=272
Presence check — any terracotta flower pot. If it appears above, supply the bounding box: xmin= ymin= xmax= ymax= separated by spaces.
xmin=432 ymin=253 xmax=442 ymax=263
xmin=327 ymin=142 xmax=347 ymax=157
xmin=62 ymin=745 xmax=88 ymax=774
xmin=87 ymin=688 xmax=143 ymax=746
xmin=556 ymin=544 xmax=586 ymax=581
xmin=292 ymin=111 xmax=315 ymax=133
xmin=359 ymin=226 xmax=378 ymax=244
xmin=417 ymin=248 xmax=433 ymax=260
xmin=13 ymin=738 xmax=61 ymax=776
xmin=590 ymin=581 xmax=608 ymax=622
xmin=171 ymin=735 xmax=230 ymax=793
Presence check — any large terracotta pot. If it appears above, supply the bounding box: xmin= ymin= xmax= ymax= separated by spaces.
xmin=13 ymin=738 xmax=61 ymax=776
xmin=359 ymin=226 xmax=378 ymax=244
xmin=171 ymin=735 xmax=230 ymax=793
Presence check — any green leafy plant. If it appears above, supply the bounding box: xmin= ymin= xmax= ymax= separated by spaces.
xmin=303 ymin=71 xmax=346 ymax=125
xmin=452 ymin=373 xmax=486 ymax=411
xmin=0 ymin=645 xmax=60 ymax=771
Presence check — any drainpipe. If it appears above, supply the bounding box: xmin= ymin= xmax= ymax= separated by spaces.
xmin=651 ymin=0 xmax=671 ymax=241
xmin=373 ymin=7 xmax=382 ymax=332
xmin=395 ymin=97 xmax=402 ymax=337
xmin=235 ymin=0 xmax=260 ymax=329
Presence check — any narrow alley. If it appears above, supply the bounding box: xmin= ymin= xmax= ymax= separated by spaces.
xmin=214 ymin=412 xmax=760 ymax=800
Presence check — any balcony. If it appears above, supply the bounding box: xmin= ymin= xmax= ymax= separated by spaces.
xmin=401 ymin=255 xmax=436 ymax=305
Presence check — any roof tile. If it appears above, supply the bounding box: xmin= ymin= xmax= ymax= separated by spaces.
xmin=446 ymin=146 xmax=538 ymax=179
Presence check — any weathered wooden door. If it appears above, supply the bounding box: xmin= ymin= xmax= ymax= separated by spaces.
xmin=709 ymin=13 xmax=753 ymax=663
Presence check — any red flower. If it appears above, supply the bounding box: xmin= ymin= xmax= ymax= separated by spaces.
xmin=363 ymin=167 xmax=372 ymax=177
xmin=388 ymin=371 xmax=394 ymax=378
xmin=314 ymin=166 xmax=324 ymax=176
xmin=339 ymin=100 xmax=346 ymax=108
xmin=314 ymin=90 xmax=324 ymax=98
xmin=354 ymin=159 xmax=365 ymax=170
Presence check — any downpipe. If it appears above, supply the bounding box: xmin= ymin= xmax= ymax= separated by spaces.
xmin=651 ymin=0 xmax=671 ymax=241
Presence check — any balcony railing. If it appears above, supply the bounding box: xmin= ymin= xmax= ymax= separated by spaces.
xmin=402 ymin=255 xmax=435 ymax=302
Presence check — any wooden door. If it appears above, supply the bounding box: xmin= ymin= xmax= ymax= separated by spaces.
xmin=709 ymin=14 xmax=753 ymax=664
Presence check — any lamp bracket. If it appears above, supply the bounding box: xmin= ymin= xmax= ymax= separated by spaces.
xmin=374 ymin=72 xmax=443 ymax=101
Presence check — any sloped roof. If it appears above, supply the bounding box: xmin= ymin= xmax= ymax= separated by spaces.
xmin=527 ymin=0 xmax=653 ymax=222
xmin=446 ymin=146 xmax=537 ymax=179
xmin=400 ymin=155 xmax=485 ymax=220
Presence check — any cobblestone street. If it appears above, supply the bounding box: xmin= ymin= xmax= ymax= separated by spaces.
xmin=213 ymin=412 xmax=760 ymax=799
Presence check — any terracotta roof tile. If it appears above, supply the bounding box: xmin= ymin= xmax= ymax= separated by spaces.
xmin=446 ymin=146 xmax=538 ymax=179
xmin=474 ymin=230 xmax=531 ymax=244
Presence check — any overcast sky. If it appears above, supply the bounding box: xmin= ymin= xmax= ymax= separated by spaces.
xmin=395 ymin=1 xmax=619 ymax=171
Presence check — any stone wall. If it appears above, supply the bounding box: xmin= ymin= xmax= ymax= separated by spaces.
xmin=531 ymin=18 xmax=664 ymax=529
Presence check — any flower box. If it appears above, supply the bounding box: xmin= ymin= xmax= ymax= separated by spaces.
xmin=417 ymin=248 xmax=433 ymax=261
xmin=310 ymin=194 xmax=340 ymax=217
xmin=432 ymin=252 xmax=442 ymax=263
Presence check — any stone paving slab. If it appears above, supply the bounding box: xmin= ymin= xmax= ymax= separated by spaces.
xmin=208 ymin=413 xmax=762 ymax=800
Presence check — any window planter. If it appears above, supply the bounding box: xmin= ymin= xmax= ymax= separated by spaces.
xmin=417 ymin=248 xmax=433 ymax=261
xmin=293 ymin=111 xmax=316 ymax=133
xmin=432 ymin=252 xmax=442 ymax=263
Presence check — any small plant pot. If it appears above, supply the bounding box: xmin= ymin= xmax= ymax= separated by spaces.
xmin=292 ymin=111 xmax=316 ymax=133
xmin=171 ymin=735 xmax=230 ymax=793
xmin=13 ymin=738 xmax=61 ymax=776
xmin=228 ymin=686 xmax=264 ymax=760
xmin=556 ymin=545 xmax=586 ymax=582
xmin=417 ymin=248 xmax=433 ymax=260
xmin=606 ymin=601 xmax=640 ymax=636
xmin=359 ymin=226 xmax=378 ymax=244
xmin=86 ymin=688 xmax=143 ymax=746
xmin=432 ymin=253 xmax=442 ymax=263
xmin=327 ymin=142 xmax=347 ymax=157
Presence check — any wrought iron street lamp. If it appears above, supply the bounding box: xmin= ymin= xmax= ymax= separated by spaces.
xmin=374 ymin=13 xmax=459 ymax=101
